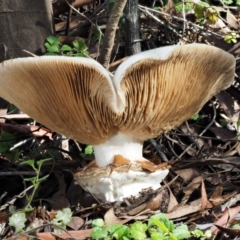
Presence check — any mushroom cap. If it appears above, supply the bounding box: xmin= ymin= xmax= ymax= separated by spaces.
xmin=114 ymin=44 xmax=236 ymax=140
xmin=0 ymin=44 xmax=235 ymax=145
xmin=0 ymin=57 xmax=124 ymax=144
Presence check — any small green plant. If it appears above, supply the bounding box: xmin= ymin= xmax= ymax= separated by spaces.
xmin=91 ymin=27 xmax=102 ymax=44
xmin=191 ymin=113 xmax=200 ymax=121
xmin=8 ymin=207 xmax=72 ymax=235
xmin=51 ymin=208 xmax=73 ymax=233
xmin=44 ymin=36 xmax=89 ymax=57
xmin=0 ymin=131 xmax=20 ymax=161
xmin=175 ymin=1 xmax=219 ymax=25
xmin=20 ymin=158 xmax=51 ymax=210
xmin=91 ymin=213 xmax=212 ymax=240
xmin=224 ymin=31 xmax=237 ymax=44
xmin=80 ymin=145 xmax=94 ymax=158
xmin=9 ymin=212 xmax=27 ymax=233
xmin=221 ymin=0 xmax=240 ymax=6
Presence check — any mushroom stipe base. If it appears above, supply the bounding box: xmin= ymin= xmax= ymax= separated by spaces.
xmin=74 ymin=155 xmax=170 ymax=202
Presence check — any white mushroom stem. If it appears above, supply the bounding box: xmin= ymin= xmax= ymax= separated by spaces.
xmin=77 ymin=166 xmax=169 ymax=202
xmin=93 ymin=133 xmax=146 ymax=167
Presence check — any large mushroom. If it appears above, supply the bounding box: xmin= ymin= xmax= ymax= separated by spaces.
xmin=0 ymin=44 xmax=235 ymax=202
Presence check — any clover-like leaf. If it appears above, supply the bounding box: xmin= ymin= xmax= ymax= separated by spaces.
xmin=9 ymin=212 xmax=27 ymax=233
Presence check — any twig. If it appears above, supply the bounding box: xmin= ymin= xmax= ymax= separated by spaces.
xmin=170 ymin=133 xmax=239 ymax=142
xmin=138 ymin=5 xmax=223 ymax=39
xmin=124 ymin=0 xmax=141 ymax=55
xmin=0 ymin=185 xmax=34 ymax=211
xmin=98 ymin=0 xmax=128 ymax=69
xmin=149 ymin=139 xmax=168 ymax=162
xmin=65 ymin=1 xmax=73 ymax=35
xmin=0 ymin=171 xmax=37 ymax=176
xmin=179 ymin=102 xmax=217 ymax=158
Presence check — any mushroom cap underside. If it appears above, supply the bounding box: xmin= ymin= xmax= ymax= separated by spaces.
xmin=0 ymin=44 xmax=235 ymax=144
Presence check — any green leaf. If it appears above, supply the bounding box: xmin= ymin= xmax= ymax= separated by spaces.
xmin=204 ymin=230 xmax=212 ymax=238
xmin=37 ymin=158 xmax=51 ymax=169
xmin=91 ymin=228 xmax=108 ymax=239
xmin=85 ymin=145 xmax=94 ymax=155
xmin=129 ymin=221 xmax=147 ymax=240
xmin=9 ymin=212 xmax=27 ymax=233
xmin=149 ymin=213 xmax=175 ymax=232
xmin=224 ymin=32 xmax=237 ymax=44
xmin=92 ymin=218 xmax=104 ymax=228
xmin=105 ymin=224 xmax=122 ymax=234
xmin=24 ymin=176 xmax=37 ymax=183
xmin=110 ymin=225 xmax=130 ymax=239
xmin=172 ymin=224 xmax=191 ymax=240
xmin=52 ymin=221 xmax=66 ymax=234
xmin=20 ymin=159 xmax=35 ymax=169
xmin=223 ymin=0 xmax=233 ymax=4
xmin=191 ymin=113 xmax=200 ymax=121
xmin=150 ymin=232 xmax=165 ymax=240
xmin=46 ymin=36 xmax=60 ymax=45
xmin=175 ymin=2 xmax=193 ymax=13
xmin=206 ymin=7 xmax=219 ymax=24
xmin=193 ymin=4 xmax=205 ymax=18
xmin=45 ymin=44 xmax=60 ymax=53
xmin=72 ymin=39 xmax=87 ymax=52
xmin=53 ymin=208 xmax=72 ymax=225
xmin=150 ymin=218 xmax=169 ymax=233
xmin=197 ymin=1 xmax=210 ymax=7
xmin=38 ymin=174 xmax=49 ymax=183
xmin=61 ymin=44 xmax=72 ymax=52
xmin=191 ymin=229 xmax=204 ymax=238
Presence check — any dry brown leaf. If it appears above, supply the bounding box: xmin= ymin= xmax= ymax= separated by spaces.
xmin=53 ymin=229 xmax=93 ymax=239
xmin=175 ymin=168 xmax=201 ymax=182
xmin=67 ymin=216 xmax=84 ymax=230
xmin=201 ymin=180 xmax=209 ymax=211
xmin=29 ymin=125 xmax=53 ymax=140
xmin=167 ymin=198 xmax=202 ymax=219
xmin=164 ymin=0 xmax=176 ymax=15
xmin=236 ymin=143 xmax=240 ymax=156
xmin=104 ymin=208 xmax=152 ymax=226
xmin=167 ymin=187 xmax=179 ymax=212
xmin=181 ymin=176 xmax=203 ymax=205
xmin=226 ymin=9 xmax=239 ymax=29
xmin=104 ymin=208 xmax=125 ymax=225
xmin=211 ymin=205 xmax=240 ymax=233
xmin=146 ymin=191 xmax=164 ymax=211
xmin=209 ymin=188 xmax=238 ymax=207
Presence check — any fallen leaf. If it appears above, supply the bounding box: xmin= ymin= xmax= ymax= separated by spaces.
xmin=67 ymin=216 xmax=84 ymax=230
xmin=211 ymin=206 xmax=240 ymax=233
xmin=226 ymin=9 xmax=239 ymax=29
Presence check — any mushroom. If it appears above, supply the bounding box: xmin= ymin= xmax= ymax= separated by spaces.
xmin=0 ymin=44 xmax=235 ymax=202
